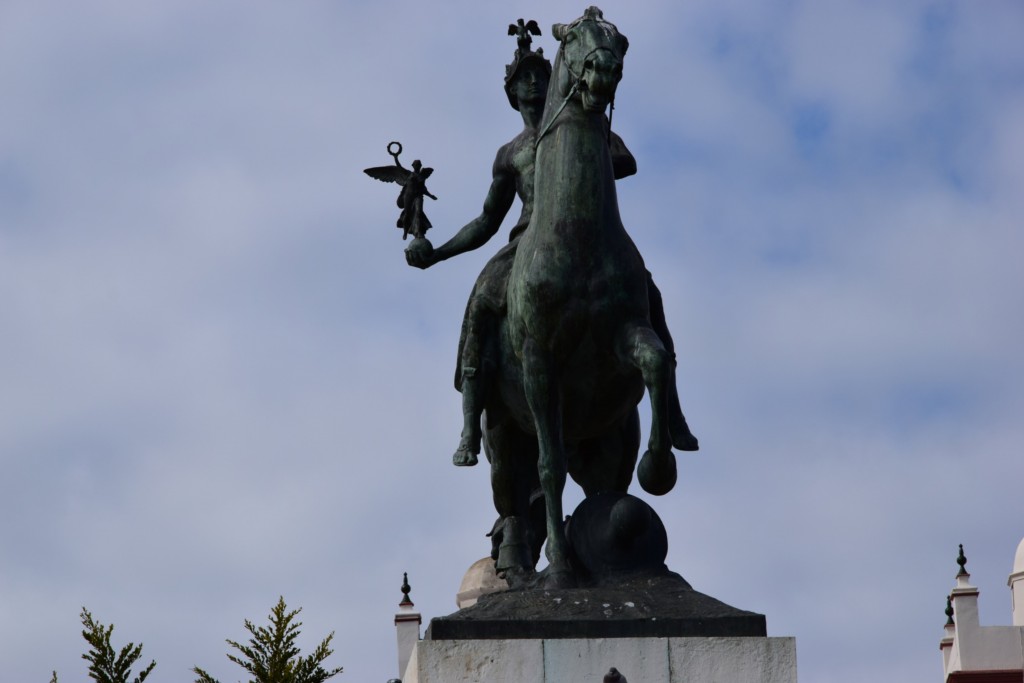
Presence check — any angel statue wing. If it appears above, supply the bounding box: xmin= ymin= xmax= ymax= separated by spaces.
xmin=363 ymin=165 xmax=412 ymax=185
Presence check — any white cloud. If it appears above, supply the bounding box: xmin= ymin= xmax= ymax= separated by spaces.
xmin=1 ymin=2 xmax=1021 ymax=683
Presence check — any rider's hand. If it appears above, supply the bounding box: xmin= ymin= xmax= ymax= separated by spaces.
xmin=405 ymin=238 xmax=436 ymax=269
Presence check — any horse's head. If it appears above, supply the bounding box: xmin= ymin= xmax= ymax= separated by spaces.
xmin=552 ymin=7 xmax=628 ymax=113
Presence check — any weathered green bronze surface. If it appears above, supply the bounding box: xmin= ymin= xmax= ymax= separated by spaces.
xmin=389 ymin=7 xmax=700 ymax=588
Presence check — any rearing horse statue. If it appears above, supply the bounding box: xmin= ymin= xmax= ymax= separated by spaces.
xmin=499 ymin=7 xmax=698 ymax=586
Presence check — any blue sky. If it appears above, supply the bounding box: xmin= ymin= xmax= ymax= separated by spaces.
xmin=1 ymin=2 xmax=1022 ymax=682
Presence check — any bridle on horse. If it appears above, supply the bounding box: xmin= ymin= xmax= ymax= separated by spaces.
xmin=536 ymin=40 xmax=622 ymax=144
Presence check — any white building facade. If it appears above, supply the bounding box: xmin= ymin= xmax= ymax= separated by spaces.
xmin=940 ymin=539 xmax=1024 ymax=683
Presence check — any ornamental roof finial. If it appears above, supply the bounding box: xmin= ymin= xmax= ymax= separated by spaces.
xmin=400 ymin=572 xmax=413 ymax=605
xmin=956 ymin=544 xmax=968 ymax=578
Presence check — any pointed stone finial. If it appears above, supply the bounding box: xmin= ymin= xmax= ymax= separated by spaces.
xmin=401 ymin=572 xmax=413 ymax=605
xmin=945 ymin=595 xmax=955 ymax=626
xmin=956 ymin=544 xmax=968 ymax=577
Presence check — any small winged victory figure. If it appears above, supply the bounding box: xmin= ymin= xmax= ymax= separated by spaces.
xmin=364 ymin=141 xmax=437 ymax=241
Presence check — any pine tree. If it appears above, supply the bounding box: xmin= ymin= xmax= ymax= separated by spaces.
xmin=51 ymin=608 xmax=156 ymax=683
xmin=193 ymin=596 xmax=343 ymax=683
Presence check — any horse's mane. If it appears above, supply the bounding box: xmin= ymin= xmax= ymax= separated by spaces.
xmin=537 ymin=41 xmax=569 ymax=140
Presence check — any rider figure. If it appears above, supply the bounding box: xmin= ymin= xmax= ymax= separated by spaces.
xmin=406 ymin=31 xmax=691 ymax=466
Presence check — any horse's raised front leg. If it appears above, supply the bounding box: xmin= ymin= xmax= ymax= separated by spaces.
xmin=521 ymin=336 xmax=574 ymax=587
xmin=622 ymin=324 xmax=678 ymax=496
xmin=646 ymin=277 xmax=700 ymax=452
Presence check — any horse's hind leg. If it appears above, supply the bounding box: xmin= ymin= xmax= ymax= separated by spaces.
xmin=520 ymin=336 xmax=574 ymax=587
xmin=622 ymin=325 xmax=678 ymax=496
xmin=483 ymin=416 xmax=537 ymax=577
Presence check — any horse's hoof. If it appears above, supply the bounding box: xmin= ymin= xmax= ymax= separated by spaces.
xmin=541 ymin=569 xmax=577 ymax=589
xmin=452 ymin=446 xmax=479 ymax=467
xmin=672 ymin=431 xmax=699 ymax=452
xmin=498 ymin=566 xmax=534 ymax=590
xmin=669 ymin=413 xmax=699 ymax=451
xmin=638 ymin=449 xmax=677 ymax=496
xmin=494 ymin=517 xmax=531 ymax=572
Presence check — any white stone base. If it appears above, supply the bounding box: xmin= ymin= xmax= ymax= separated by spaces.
xmin=403 ymin=636 xmax=796 ymax=683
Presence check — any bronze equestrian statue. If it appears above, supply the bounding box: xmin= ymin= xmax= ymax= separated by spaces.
xmin=402 ymin=7 xmax=699 ymax=587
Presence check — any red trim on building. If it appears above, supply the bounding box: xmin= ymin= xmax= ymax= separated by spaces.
xmin=395 ymin=614 xmax=422 ymax=624
xmin=947 ymin=670 xmax=1024 ymax=683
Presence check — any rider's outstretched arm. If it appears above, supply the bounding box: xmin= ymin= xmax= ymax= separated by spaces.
xmin=433 ymin=166 xmax=515 ymax=262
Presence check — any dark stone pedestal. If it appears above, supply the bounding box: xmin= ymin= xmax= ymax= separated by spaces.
xmin=425 ymin=573 xmax=766 ymax=641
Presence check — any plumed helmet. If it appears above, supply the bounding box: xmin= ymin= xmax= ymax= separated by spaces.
xmin=504 ymin=18 xmax=552 ymax=111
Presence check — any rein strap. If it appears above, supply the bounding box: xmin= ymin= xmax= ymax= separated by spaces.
xmin=537 ymin=80 xmax=581 ymax=143
xmin=537 ymin=45 xmax=619 ymax=145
